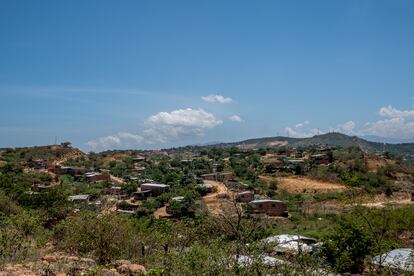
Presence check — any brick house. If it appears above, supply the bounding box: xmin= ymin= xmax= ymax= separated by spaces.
xmin=248 ymin=199 xmax=288 ymax=217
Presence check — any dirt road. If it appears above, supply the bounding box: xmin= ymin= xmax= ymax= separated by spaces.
xmin=202 ymin=180 xmax=234 ymax=216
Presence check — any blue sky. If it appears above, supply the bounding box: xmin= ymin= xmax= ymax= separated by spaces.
xmin=1 ymin=0 xmax=414 ymax=151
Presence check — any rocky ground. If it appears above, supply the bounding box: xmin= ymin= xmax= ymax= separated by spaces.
xmin=0 ymin=245 xmax=146 ymax=276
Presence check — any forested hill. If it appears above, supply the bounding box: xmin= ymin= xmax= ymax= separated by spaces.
xmin=206 ymin=133 xmax=414 ymax=155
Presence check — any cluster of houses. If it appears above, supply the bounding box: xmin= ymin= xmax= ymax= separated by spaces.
xmin=261 ymin=151 xmax=332 ymax=173
xmin=201 ymin=172 xmax=289 ymax=217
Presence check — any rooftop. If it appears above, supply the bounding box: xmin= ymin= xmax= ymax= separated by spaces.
xmin=68 ymin=194 xmax=90 ymax=201
xmin=372 ymin=248 xmax=414 ymax=272
xmin=250 ymin=199 xmax=285 ymax=204
xmin=141 ymin=183 xmax=169 ymax=188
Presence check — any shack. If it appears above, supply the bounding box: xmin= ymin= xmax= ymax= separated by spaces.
xmin=248 ymin=199 xmax=288 ymax=217
xmin=133 ymin=190 xmax=152 ymax=200
xmin=32 ymin=159 xmax=49 ymax=169
xmin=85 ymin=172 xmax=110 ymax=182
xmin=372 ymin=248 xmax=414 ymax=273
xmin=310 ymin=154 xmax=330 ymax=165
xmin=236 ymin=191 xmax=255 ymax=203
xmin=140 ymin=183 xmax=169 ymax=196
xmin=68 ymin=194 xmax=90 ymax=204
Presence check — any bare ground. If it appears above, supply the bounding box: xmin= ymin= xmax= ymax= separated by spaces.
xmin=202 ymin=180 xmax=235 ymax=216
xmin=153 ymin=206 xmax=171 ymax=219
xmin=260 ymin=176 xmax=346 ymax=194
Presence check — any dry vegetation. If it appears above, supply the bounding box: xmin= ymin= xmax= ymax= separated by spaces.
xmin=260 ymin=175 xmax=347 ymax=194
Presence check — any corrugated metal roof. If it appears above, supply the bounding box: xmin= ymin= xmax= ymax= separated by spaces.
xmin=372 ymin=248 xmax=414 ymax=272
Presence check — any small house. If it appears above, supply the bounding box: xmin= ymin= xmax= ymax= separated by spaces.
xmin=129 ymin=166 xmax=146 ymax=174
xmin=33 ymin=159 xmax=49 ymax=169
xmin=248 ymin=199 xmax=288 ymax=217
xmin=85 ymin=172 xmax=110 ymax=182
xmin=372 ymin=248 xmax=414 ymax=273
xmin=105 ymin=185 xmax=122 ymax=195
xmin=140 ymin=183 xmax=169 ymax=196
xmin=68 ymin=194 xmax=90 ymax=204
xmin=200 ymin=173 xmax=217 ymax=181
xmin=132 ymin=155 xmax=146 ymax=162
xmin=50 ymin=166 xmax=84 ymax=176
xmin=236 ymin=191 xmax=254 ymax=203
xmin=200 ymin=172 xmax=235 ymax=183
xmin=310 ymin=154 xmax=330 ymax=165
xmin=133 ymin=190 xmax=152 ymax=200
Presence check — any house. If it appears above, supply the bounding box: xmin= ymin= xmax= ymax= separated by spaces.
xmin=85 ymin=172 xmax=110 ymax=182
xmin=133 ymin=190 xmax=153 ymax=200
xmin=132 ymin=155 xmax=146 ymax=162
xmin=68 ymin=194 xmax=90 ymax=204
xmin=372 ymin=248 xmax=414 ymax=273
xmin=200 ymin=172 xmax=236 ymax=183
xmin=200 ymin=173 xmax=217 ymax=181
xmin=261 ymin=234 xmax=318 ymax=254
xmin=128 ymin=166 xmax=146 ymax=174
xmin=32 ymin=159 xmax=49 ymax=169
xmin=140 ymin=183 xmax=169 ymax=196
xmin=248 ymin=199 xmax=288 ymax=217
xmin=117 ymin=209 xmax=136 ymax=215
xmin=236 ymin=191 xmax=254 ymax=203
xmin=105 ymin=185 xmax=122 ymax=195
xmin=50 ymin=166 xmax=85 ymax=176
xmin=310 ymin=154 xmax=330 ymax=165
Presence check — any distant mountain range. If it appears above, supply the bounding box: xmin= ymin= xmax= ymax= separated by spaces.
xmin=200 ymin=133 xmax=414 ymax=155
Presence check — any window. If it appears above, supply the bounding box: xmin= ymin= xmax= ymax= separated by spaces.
xmin=271 ymin=204 xmax=276 ymax=207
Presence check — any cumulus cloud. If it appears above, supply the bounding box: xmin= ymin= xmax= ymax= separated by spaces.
xmin=144 ymin=108 xmax=222 ymax=143
xmin=85 ymin=132 xmax=144 ymax=150
xmin=86 ymin=108 xmax=222 ymax=150
xmin=284 ymin=120 xmax=319 ymax=137
xmin=361 ymin=104 xmax=414 ymax=139
xmin=285 ymin=127 xmax=320 ymax=138
xmin=201 ymin=94 xmax=233 ymax=104
xmin=378 ymin=105 xmax=414 ymax=119
xmin=229 ymin=115 xmax=243 ymax=123
xmin=336 ymin=121 xmax=356 ymax=134
xmin=295 ymin=120 xmax=310 ymax=128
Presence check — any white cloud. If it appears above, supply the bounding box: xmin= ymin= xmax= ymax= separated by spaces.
xmin=295 ymin=120 xmax=310 ymax=128
xmin=229 ymin=115 xmax=243 ymax=123
xmin=85 ymin=132 xmax=144 ymax=150
xmin=284 ymin=120 xmax=318 ymax=137
xmin=144 ymin=108 xmax=222 ymax=143
xmin=378 ymin=105 xmax=414 ymax=119
xmin=201 ymin=94 xmax=233 ymax=104
xmin=85 ymin=108 xmax=222 ymax=150
xmin=336 ymin=121 xmax=356 ymax=134
xmin=361 ymin=104 xmax=414 ymax=139
xmin=285 ymin=127 xmax=320 ymax=138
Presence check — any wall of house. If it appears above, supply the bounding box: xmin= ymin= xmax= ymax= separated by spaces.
xmin=249 ymin=201 xmax=288 ymax=217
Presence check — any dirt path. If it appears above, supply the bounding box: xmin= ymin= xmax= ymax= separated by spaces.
xmin=202 ymin=180 xmax=234 ymax=216
xmin=260 ymin=176 xmax=346 ymax=194
xmin=54 ymin=149 xmax=84 ymax=166
xmin=354 ymin=193 xmax=414 ymax=208
xmin=110 ymin=175 xmax=125 ymax=184
xmin=154 ymin=206 xmax=171 ymax=218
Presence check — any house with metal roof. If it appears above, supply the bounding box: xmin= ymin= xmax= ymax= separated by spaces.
xmin=372 ymin=248 xmax=414 ymax=272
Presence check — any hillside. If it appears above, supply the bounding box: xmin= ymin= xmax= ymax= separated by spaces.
xmin=211 ymin=133 xmax=414 ymax=155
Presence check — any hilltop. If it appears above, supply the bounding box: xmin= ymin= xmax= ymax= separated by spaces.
xmin=204 ymin=133 xmax=414 ymax=156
